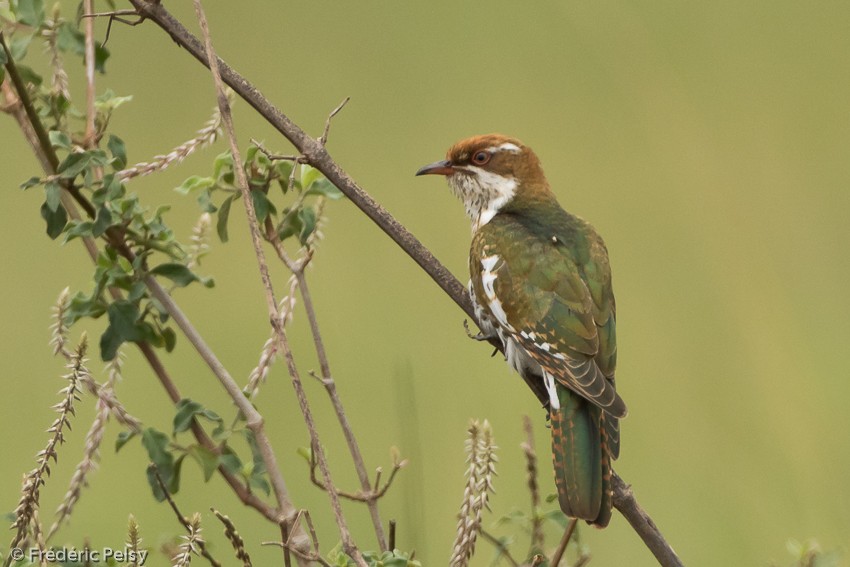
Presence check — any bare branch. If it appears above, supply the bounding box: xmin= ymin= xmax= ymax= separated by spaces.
xmin=82 ymin=0 xmax=97 ymax=148
xmin=612 ymin=473 xmax=684 ymax=567
xmin=319 ymin=96 xmax=350 ymax=147
xmin=188 ymin=1 xmax=364 ymax=564
xmin=550 ymin=519 xmax=577 ymax=567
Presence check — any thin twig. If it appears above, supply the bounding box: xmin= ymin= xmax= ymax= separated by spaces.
xmin=149 ymin=466 xmax=221 ymax=567
xmin=479 ymin=530 xmax=520 ymax=567
xmin=522 ymin=416 xmax=545 ymax=555
xmin=319 ymin=96 xmax=350 ymax=146
xmin=308 ymin=448 xmax=406 ymax=502
xmin=189 ymin=2 xmax=364 ymax=565
xmin=293 ymin=260 xmax=387 ymax=549
xmin=550 ymin=519 xmax=577 ymax=567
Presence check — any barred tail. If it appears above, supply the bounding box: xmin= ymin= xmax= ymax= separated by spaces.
xmin=550 ymin=384 xmax=613 ymax=528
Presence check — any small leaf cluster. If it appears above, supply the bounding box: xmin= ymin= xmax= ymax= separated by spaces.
xmin=24 ymin=136 xmax=213 ymax=361
xmin=116 ymin=399 xmax=272 ymax=502
xmin=779 ymin=539 xmax=843 ymax=567
xmin=1 ymin=0 xmax=111 ymax=129
xmin=176 ymin=146 xmax=344 ymax=246
xmin=491 ymin=503 xmax=586 ymax=565
xmin=7 ymin=1 xmax=215 ymax=361
xmin=327 ymin=545 xmax=421 ymax=567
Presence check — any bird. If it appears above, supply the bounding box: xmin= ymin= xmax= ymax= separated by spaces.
xmin=416 ymin=134 xmax=626 ymax=527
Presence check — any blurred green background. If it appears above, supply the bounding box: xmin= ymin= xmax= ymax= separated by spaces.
xmin=2 ymin=1 xmax=849 ymax=565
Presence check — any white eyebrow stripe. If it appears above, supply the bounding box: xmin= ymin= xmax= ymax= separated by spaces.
xmin=485 ymin=142 xmax=521 ymax=154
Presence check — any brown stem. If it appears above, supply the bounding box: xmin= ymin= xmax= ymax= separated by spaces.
xmin=83 ymin=0 xmax=97 ymax=147
xmin=188 ymin=2 xmax=364 ymax=565
xmin=612 ymin=473 xmax=684 ymax=567
xmin=550 ymin=518 xmax=577 ymax=567
xmin=268 ymin=232 xmax=387 ymax=550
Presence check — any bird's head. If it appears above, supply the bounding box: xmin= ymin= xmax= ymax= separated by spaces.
xmin=416 ymin=134 xmax=549 ymax=231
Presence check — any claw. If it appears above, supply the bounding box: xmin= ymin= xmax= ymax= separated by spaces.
xmin=463 ymin=319 xmax=496 ymax=342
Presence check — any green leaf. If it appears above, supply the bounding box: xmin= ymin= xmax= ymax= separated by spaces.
xmin=188 ymin=445 xmax=219 ymax=482
xmin=173 ymin=398 xmax=223 ymax=434
xmin=250 ymin=190 xmax=275 ymax=223
xmin=20 ymin=176 xmax=41 ymax=190
xmin=277 ymin=209 xmax=302 ymax=242
xmin=213 ymin=151 xmax=234 ymax=180
xmin=14 ymin=64 xmax=42 ymax=87
xmin=305 ymin=177 xmax=345 ymax=200
xmin=142 ymin=428 xmax=173 ymax=470
xmin=94 ymin=43 xmax=109 ymax=74
xmin=115 ymin=430 xmax=137 ymax=452
xmin=44 ymin=181 xmax=61 ymax=212
xmin=9 ymin=33 xmax=34 ymax=60
xmin=107 ymin=135 xmax=126 ymax=169
xmin=219 ymin=450 xmax=242 ymax=475
xmin=49 ymin=130 xmax=72 ymax=151
xmin=99 ymin=323 xmax=121 ymax=361
xmin=175 ymin=175 xmax=215 ymax=195
xmin=149 ymin=263 xmax=190 ymax=285
xmin=57 ymin=151 xmax=92 ymax=179
xmin=162 ymin=326 xmax=177 ymax=352
xmin=196 ymin=189 xmax=217 ymax=213
xmin=101 ymin=300 xmax=146 ymax=360
xmin=298 ymin=206 xmax=317 ymax=245
xmin=63 ymin=220 xmax=93 ymax=243
xmin=95 ymin=89 xmax=132 ymax=112
xmin=142 ymin=428 xmax=175 ymax=500
xmin=92 ymin=205 xmax=113 ymax=237
xmin=40 ymin=200 xmax=67 ymax=239
xmin=216 ymin=194 xmax=235 ymax=242
xmin=56 ymin=22 xmax=85 ymax=55
xmin=275 ymin=160 xmax=293 ymax=184
xmin=173 ymin=399 xmax=202 ymax=434
xmin=300 ymin=164 xmax=322 ymax=191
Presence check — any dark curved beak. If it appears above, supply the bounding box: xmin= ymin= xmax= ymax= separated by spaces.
xmin=415 ymin=159 xmax=454 ymax=176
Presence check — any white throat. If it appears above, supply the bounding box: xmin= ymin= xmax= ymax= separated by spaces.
xmin=448 ymin=166 xmax=517 ymax=232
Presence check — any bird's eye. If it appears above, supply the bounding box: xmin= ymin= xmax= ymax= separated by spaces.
xmin=472 ymin=151 xmax=491 ymax=165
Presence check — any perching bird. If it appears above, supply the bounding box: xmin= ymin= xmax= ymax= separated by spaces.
xmin=416 ymin=134 xmax=626 ymax=527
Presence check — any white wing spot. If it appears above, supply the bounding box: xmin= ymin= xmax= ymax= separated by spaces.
xmin=488 ymin=297 xmax=512 ymax=329
xmin=479 ymin=254 xmax=514 ymax=331
xmin=543 ymin=370 xmax=560 ymax=410
xmin=536 ymin=342 xmax=551 ymax=352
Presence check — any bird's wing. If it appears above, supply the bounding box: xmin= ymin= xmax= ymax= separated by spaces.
xmin=471 ymin=216 xmax=625 ymax=419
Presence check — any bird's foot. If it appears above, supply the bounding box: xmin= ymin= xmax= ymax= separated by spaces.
xmin=463 ymin=319 xmax=497 ymax=342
